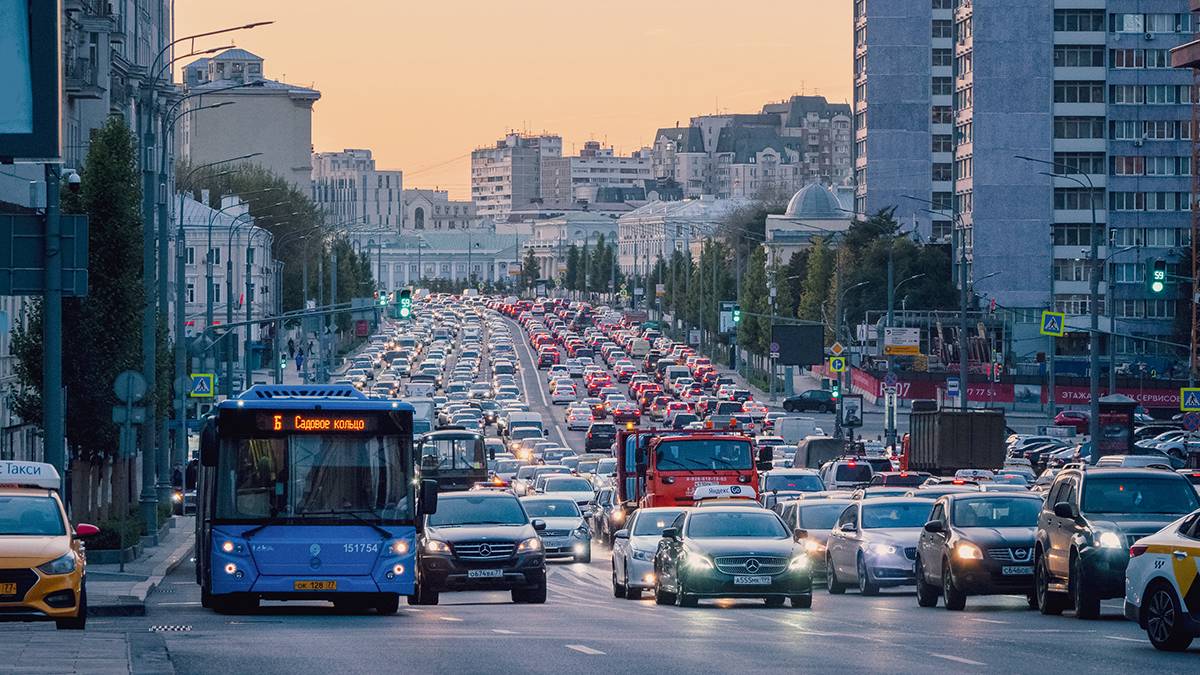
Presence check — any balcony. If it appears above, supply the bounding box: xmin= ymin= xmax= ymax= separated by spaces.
xmin=65 ymin=57 xmax=105 ymax=100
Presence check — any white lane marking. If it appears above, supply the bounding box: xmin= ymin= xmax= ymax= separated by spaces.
xmin=929 ymin=654 xmax=986 ymax=666
xmin=556 ymin=425 xmax=571 ymax=448
xmin=968 ymin=618 xmax=1009 ymax=624
xmin=1105 ymin=635 xmax=1143 ymax=643
xmin=566 ymin=644 xmax=606 ymax=655
xmin=156 ymin=601 xmax=202 ymax=606
xmin=439 ymin=616 xmax=463 ymax=622
xmin=873 ymin=607 xmax=901 ymax=612
xmin=492 ymin=629 xmax=518 ymax=635
xmin=403 ymin=607 xmax=423 ymax=612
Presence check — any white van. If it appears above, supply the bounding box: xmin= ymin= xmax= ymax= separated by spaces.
xmin=628 ymin=338 xmax=650 ymax=358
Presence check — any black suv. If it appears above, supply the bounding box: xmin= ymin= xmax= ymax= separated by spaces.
xmin=586 ymin=422 xmax=618 ymax=451
xmin=412 ymin=492 xmax=548 ymax=605
xmin=783 ymin=389 xmax=834 ymax=414
xmin=1034 ymin=465 xmax=1200 ymax=619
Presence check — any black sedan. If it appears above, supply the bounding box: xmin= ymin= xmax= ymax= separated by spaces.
xmin=413 ymin=492 xmax=547 ymax=605
xmin=653 ymin=507 xmax=812 ymax=608
xmin=782 ymin=389 xmax=835 ymax=413
xmin=914 ymin=492 xmax=1043 ymax=610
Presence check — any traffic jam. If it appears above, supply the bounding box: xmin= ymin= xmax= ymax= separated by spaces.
xmin=7 ymin=292 xmax=1200 ymax=654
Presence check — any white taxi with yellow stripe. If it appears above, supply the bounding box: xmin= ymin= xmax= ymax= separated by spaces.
xmin=1124 ymin=508 xmax=1200 ymax=651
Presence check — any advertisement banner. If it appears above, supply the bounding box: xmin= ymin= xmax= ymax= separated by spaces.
xmin=883 ymin=327 xmax=920 ymax=356
xmin=1043 ymin=386 xmax=1179 ymax=408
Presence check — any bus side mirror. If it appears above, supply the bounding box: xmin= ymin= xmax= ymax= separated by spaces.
xmin=419 ymin=479 xmax=439 ymax=515
xmin=199 ymin=419 xmax=218 ymax=467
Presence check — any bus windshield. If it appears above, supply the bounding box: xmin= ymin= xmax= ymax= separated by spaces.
xmin=215 ymin=435 xmax=410 ymax=522
xmin=421 ymin=436 xmax=485 ymax=471
xmin=655 ymin=439 xmax=753 ymax=471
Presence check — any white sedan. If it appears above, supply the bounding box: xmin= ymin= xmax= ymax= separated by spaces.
xmin=612 ymin=507 xmax=686 ymax=600
xmin=550 ymin=384 xmax=578 ymax=405
xmin=1124 ymin=508 xmax=1200 ymax=651
xmin=566 ymin=407 xmax=594 ymax=430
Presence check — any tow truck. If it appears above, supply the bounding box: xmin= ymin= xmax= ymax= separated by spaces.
xmin=616 ymin=428 xmax=771 ymax=511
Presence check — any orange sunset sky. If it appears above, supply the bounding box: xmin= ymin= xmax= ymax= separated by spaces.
xmin=177 ymin=1 xmax=852 ymax=200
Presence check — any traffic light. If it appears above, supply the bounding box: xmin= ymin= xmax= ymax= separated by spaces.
xmin=732 ymin=305 xmax=742 ymax=324
xmin=1148 ymin=259 xmax=1167 ymax=294
xmin=398 ymin=289 xmax=413 ymax=319
xmin=279 ymin=353 xmax=287 ymax=370
xmin=830 ymin=381 xmax=841 ymax=400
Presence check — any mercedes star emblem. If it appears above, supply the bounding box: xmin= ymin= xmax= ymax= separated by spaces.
xmin=745 ymin=559 xmax=761 ymax=573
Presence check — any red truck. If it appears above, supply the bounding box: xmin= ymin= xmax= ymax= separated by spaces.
xmin=615 ymin=429 xmax=770 ymax=508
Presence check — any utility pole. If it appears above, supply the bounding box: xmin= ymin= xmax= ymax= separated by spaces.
xmin=885 ymin=240 xmax=895 ymax=445
xmin=957 ymin=223 xmax=969 ymax=411
xmin=174 ymin=195 xmax=188 ymax=481
xmin=139 ymin=94 xmax=159 ymax=532
xmin=43 ymin=165 xmax=65 ymax=493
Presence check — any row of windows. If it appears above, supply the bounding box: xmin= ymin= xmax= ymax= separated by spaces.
xmin=1055 ymin=80 xmax=1104 ymax=104
xmin=1111 ymin=120 xmax=1193 ymax=141
xmin=1111 ymin=84 xmax=1194 ymax=106
xmin=1112 ymin=156 xmax=1192 ymax=176
xmin=1116 ymin=300 xmax=1176 ymax=319
xmin=1111 ymin=48 xmax=1176 ymax=69
xmin=1111 ymin=227 xmax=1190 ymax=247
xmin=1054 ymin=10 xmax=1193 ymax=34
xmin=1109 ymin=191 xmax=1191 ymax=212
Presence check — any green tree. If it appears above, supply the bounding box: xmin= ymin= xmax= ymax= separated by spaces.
xmin=522 ymin=248 xmax=540 ymax=290
xmin=797 ymin=236 xmax=834 ymax=324
xmin=783 ymin=250 xmax=808 ymax=319
xmin=564 ymin=244 xmax=580 ymax=291
xmin=738 ymin=246 xmax=769 ymax=354
xmin=588 ymin=235 xmax=608 ymax=293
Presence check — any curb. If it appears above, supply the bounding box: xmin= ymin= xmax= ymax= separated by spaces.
xmin=88 ymin=530 xmax=195 ymax=617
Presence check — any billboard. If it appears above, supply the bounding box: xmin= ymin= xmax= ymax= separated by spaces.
xmin=771 ymin=324 xmax=824 ymax=366
xmin=883 ymin=327 xmax=920 ymax=355
xmin=0 ymin=0 xmax=60 ymax=159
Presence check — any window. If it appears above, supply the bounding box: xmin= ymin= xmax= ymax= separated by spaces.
xmin=932 ymin=106 xmax=952 ymax=124
xmin=1054 ymin=80 xmax=1104 ymax=103
xmin=186 ymin=282 xmax=195 ymax=303
xmin=932 ymin=20 xmax=952 ymax=39
xmin=932 ymin=163 xmax=953 ymax=182
xmin=1055 ymin=116 xmax=1104 ymax=139
xmin=247 ymin=247 xmax=255 ymax=265
xmin=210 ymin=248 xmax=221 ymax=265
xmin=932 ymin=134 xmax=953 ymax=153
xmin=1054 ymin=152 xmax=1104 ymax=174
xmin=932 ymin=48 xmax=952 ymax=67
xmin=1054 ymin=188 xmax=1104 ymax=210
xmin=1053 ymin=260 xmax=1091 ymax=282
xmin=1111 ymin=49 xmax=1144 ymax=69
xmin=213 ymin=285 xmax=220 ymax=303
xmin=1055 ymin=294 xmax=1091 ymax=315
xmin=1054 ymin=9 xmax=1104 ymax=32
xmin=1112 ymin=263 xmax=1144 ymax=284
xmin=1111 ymin=85 xmax=1144 ymax=105
xmin=186 ymin=247 xmax=195 ymax=265
xmin=1052 ymin=224 xmax=1094 ymax=246
xmin=1112 ymin=156 xmax=1144 ymax=176
xmin=932 ymin=77 xmax=953 ymax=96
xmin=1054 ymin=45 xmax=1104 ymax=67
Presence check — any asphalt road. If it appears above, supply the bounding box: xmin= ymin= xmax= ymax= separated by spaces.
xmin=3 ymin=317 xmax=1196 ymax=672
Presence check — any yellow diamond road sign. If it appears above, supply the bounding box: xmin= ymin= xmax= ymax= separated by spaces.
xmin=829 ymin=342 xmax=845 ymax=356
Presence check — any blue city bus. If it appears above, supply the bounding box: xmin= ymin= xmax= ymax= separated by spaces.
xmin=195 ymin=385 xmax=438 ymax=614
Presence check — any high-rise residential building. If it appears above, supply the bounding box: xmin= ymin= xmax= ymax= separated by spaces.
xmin=402 ymin=189 xmax=479 ymax=231
xmin=540 ymin=142 xmax=653 ymax=203
xmin=180 ymin=49 xmax=321 ymax=192
xmin=311 ymin=149 xmax=404 ymax=243
xmin=471 ymin=133 xmax=563 ymax=221
xmin=854 ymin=0 xmax=1195 ymax=366
xmin=649 ymin=96 xmax=852 ymax=200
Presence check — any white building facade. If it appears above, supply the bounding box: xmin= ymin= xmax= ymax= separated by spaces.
xmin=471 ymin=133 xmax=563 ymax=221
xmin=402 ymin=189 xmax=478 ymax=231
xmin=617 ymin=196 xmax=753 ymax=276
xmin=540 ymin=142 xmax=653 ymax=203
xmin=311 ymin=149 xmax=404 ymax=243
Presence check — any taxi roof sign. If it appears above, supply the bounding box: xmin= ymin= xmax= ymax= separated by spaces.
xmin=693 ymin=484 xmax=757 ymax=501
xmin=0 ymin=461 xmax=61 ymax=490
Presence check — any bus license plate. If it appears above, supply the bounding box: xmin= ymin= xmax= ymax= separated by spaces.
xmin=733 ymin=575 xmax=771 ymax=585
xmin=467 ymin=569 xmax=503 ymax=579
xmin=1002 ymin=566 xmax=1033 ymax=576
xmin=293 ymin=580 xmax=337 ymax=591
xmin=0 ymin=583 xmax=16 ymax=596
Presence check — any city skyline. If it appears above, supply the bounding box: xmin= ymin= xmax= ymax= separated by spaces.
xmin=176 ymin=0 xmax=852 ymax=199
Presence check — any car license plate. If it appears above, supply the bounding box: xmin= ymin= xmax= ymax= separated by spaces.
xmin=293 ymin=580 xmax=336 ymax=591
xmin=1001 ymin=566 xmax=1033 ymax=576
xmin=0 ymin=583 xmax=16 ymax=596
xmin=733 ymin=575 xmax=771 ymax=585
xmin=467 ymin=569 xmax=504 ymax=579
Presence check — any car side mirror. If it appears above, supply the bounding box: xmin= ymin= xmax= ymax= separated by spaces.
xmin=418 ymin=479 xmax=439 ymax=515
xmin=841 ymin=523 xmax=858 ymax=533
xmin=614 ymin=529 xmax=630 ymax=540
xmin=1053 ymin=501 xmax=1079 ymax=519
xmin=74 ymin=523 xmax=100 ymax=538
xmin=793 ymin=528 xmax=808 ymax=542
xmin=543 ymin=429 xmax=550 ymax=436
xmin=532 ymin=519 xmax=547 ymax=532
xmin=923 ymin=520 xmax=944 ymax=534
xmin=661 ymin=527 xmax=680 ymax=540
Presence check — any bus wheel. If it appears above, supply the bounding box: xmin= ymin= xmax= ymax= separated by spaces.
xmin=375 ymin=594 xmax=400 ymax=615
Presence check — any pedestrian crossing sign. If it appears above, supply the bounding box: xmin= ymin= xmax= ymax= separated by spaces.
xmin=1039 ymin=310 xmax=1065 ymax=337
xmin=829 ymin=356 xmax=847 ymax=373
xmin=189 ymin=373 xmax=215 ymax=398
xmin=1181 ymin=388 xmax=1200 ymax=412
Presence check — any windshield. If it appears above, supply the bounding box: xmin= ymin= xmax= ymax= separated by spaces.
xmin=420 ymin=436 xmax=485 ymax=471
xmin=510 ymin=428 xmax=543 ymax=441
xmin=0 ymin=496 xmax=66 ymax=536
xmin=687 ymin=511 xmax=787 ymax=538
xmin=633 ymin=510 xmax=685 ymax=535
xmin=577 ymin=460 xmax=599 ymax=474
xmin=544 ymin=478 xmax=593 ymax=492
xmin=215 ymin=435 xmax=410 ymax=521
xmin=522 ymin=499 xmax=581 ymax=518
xmin=596 ymin=459 xmax=617 ymax=475
xmin=1081 ymin=477 xmax=1200 ymax=515
xmin=835 ymin=464 xmax=873 ymax=482
xmin=494 ymin=460 xmax=522 ymax=473
xmin=764 ymin=474 xmax=824 ymax=492
xmin=952 ymin=498 xmax=1041 ymax=527
xmin=861 ymin=503 xmax=933 ymax=529
xmin=796 ymin=504 xmax=846 ymax=530
xmin=429 ymin=496 xmax=527 ymax=526
xmin=655 ymin=439 xmax=753 ymax=471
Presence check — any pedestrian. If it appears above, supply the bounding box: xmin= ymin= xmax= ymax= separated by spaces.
xmin=296 ymin=350 xmax=305 ymax=374
xmin=287 ymin=338 xmax=296 ymax=359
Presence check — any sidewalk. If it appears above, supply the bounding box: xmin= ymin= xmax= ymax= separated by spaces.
xmin=88 ymin=516 xmax=196 ymax=617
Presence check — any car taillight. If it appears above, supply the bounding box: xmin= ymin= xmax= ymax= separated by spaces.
xmin=1129 ymin=544 xmax=1148 ymax=558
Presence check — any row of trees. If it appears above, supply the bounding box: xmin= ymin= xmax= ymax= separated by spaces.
xmin=562 ymin=235 xmax=620 ymax=294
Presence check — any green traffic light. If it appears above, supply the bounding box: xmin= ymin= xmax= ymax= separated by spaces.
xmin=399 ymin=306 xmax=411 ymax=318
xmin=1151 ymin=281 xmax=1165 ymax=293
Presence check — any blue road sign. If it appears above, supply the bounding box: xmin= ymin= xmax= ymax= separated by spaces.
xmin=1040 ymin=310 xmax=1065 ymax=337
xmin=946 ymin=377 xmax=960 ymax=397
xmin=1181 ymin=388 xmax=1200 ymax=412
xmin=828 ymin=356 xmax=847 ymax=373
xmin=190 ymin=373 xmax=215 ymax=398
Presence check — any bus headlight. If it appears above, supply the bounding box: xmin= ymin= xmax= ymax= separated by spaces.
xmin=390 ymin=540 xmax=410 ymax=555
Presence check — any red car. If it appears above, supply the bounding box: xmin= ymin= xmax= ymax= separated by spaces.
xmin=612 ymin=402 xmax=641 ymax=425
xmin=1053 ymin=410 xmax=1089 ymax=434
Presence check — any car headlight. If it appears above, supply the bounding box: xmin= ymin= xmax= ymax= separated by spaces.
xmin=788 ymin=554 xmax=811 ymax=571
xmin=1096 ymin=530 xmax=1123 ymax=549
xmin=573 ymin=526 xmax=591 ymax=539
xmin=804 ymin=539 xmax=825 ymax=554
xmin=869 ymin=543 xmax=897 ymax=556
xmin=517 ymin=537 xmax=542 ymax=553
xmin=425 ymin=539 xmax=451 ymax=554
xmin=631 ymin=548 xmax=654 ymax=561
xmin=38 ymin=552 xmax=77 ymax=575
xmin=954 ymin=542 xmax=983 ymax=560
xmin=611 ymin=510 xmax=625 ymax=523
xmin=685 ymin=554 xmax=714 ymax=571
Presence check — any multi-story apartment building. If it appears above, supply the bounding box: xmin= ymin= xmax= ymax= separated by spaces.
xmin=540 ymin=142 xmax=653 ymax=203
xmin=854 ymin=0 xmax=1194 ymax=367
xmin=311 ymin=149 xmax=404 ymax=244
xmin=401 ymin=189 xmax=478 ymax=231
xmin=471 ymin=133 xmax=563 ymax=221
xmin=180 ymin=49 xmax=321 ymax=192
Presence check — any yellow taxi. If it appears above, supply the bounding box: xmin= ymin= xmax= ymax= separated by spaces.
xmin=1124 ymin=507 xmax=1200 ymax=651
xmin=0 ymin=461 xmax=99 ymax=630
